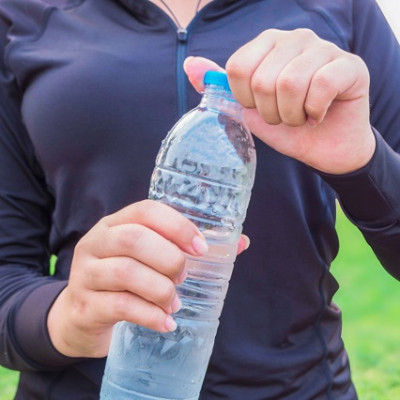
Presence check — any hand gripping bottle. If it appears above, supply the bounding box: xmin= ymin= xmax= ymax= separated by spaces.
xmin=100 ymin=71 xmax=256 ymax=400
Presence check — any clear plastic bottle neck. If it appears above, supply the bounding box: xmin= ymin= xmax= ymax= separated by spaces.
xmin=200 ymin=84 xmax=243 ymax=117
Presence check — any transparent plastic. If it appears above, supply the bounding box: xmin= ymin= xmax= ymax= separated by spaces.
xmin=100 ymin=72 xmax=256 ymax=400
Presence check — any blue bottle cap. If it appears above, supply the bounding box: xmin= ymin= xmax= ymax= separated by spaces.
xmin=203 ymin=71 xmax=231 ymax=92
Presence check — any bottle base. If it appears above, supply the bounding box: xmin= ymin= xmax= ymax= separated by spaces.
xmin=100 ymin=378 xmax=199 ymax=400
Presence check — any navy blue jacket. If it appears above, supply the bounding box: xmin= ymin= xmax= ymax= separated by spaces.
xmin=0 ymin=0 xmax=400 ymax=399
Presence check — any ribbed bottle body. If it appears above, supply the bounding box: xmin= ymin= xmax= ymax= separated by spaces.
xmin=101 ymin=76 xmax=256 ymax=400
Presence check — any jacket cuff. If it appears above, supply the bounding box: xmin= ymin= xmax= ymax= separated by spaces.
xmin=317 ymin=128 xmax=400 ymax=228
xmin=12 ymin=280 xmax=83 ymax=370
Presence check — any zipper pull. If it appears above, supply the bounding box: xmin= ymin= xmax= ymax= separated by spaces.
xmin=177 ymin=28 xmax=188 ymax=42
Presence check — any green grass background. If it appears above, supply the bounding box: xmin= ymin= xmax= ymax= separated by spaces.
xmin=0 ymin=206 xmax=399 ymax=399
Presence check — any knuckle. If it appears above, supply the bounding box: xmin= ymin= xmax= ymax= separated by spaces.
xmin=351 ymin=54 xmax=370 ymax=82
xmin=172 ymin=247 xmax=186 ymax=267
xmin=258 ymin=29 xmax=270 ymax=39
xmin=251 ymin=75 xmax=274 ymax=96
xmin=135 ymin=199 xmax=156 ymax=219
xmin=258 ymin=28 xmax=280 ymax=42
xmin=225 ymin=57 xmax=247 ymax=81
xmin=156 ymin=280 xmax=176 ymax=305
xmin=259 ymin=108 xmax=282 ymax=125
xmin=137 ymin=198 xmax=155 ymax=210
xmin=351 ymin=53 xmax=366 ymax=67
xmin=312 ymin=71 xmax=334 ymax=93
xmin=98 ymin=215 xmax=110 ymax=227
xmin=68 ymin=292 xmax=91 ymax=323
xmin=175 ymin=250 xmax=186 ymax=269
xmin=75 ymin=233 xmax=91 ymax=253
xmin=116 ymin=224 xmax=144 ymax=250
xmin=75 ymin=219 xmax=108 ymax=254
xmin=145 ymin=306 xmax=165 ymax=330
xmin=171 ymin=218 xmax=194 ymax=242
xmin=293 ymin=28 xmax=317 ymax=41
xmin=266 ymin=117 xmax=282 ymax=126
xmin=108 ymin=260 xmax=131 ymax=286
xmin=278 ymin=104 xmax=305 ymax=126
xmin=226 ymin=56 xmax=257 ymax=109
xmin=96 ymin=215 xmax=113 ymax=233
xmin=112 ymin=293 xmax=130 ymax=320
xmin=282 ymin=115 xmax=306 ymax=127
xmin=277 ymin=75 xmax=303 ymax=97
xmin=85 ymin=262 xmax=101 ymax=286
xmin=166 ymin=249 xmax=186 ymax=277
xmin=322 ymin=40 xmax=339 ymax=54
xmin=304 ymin=102 xmax=321 ymax=119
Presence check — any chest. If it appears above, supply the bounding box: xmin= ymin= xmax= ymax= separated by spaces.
xmin=7 ymin=0 xmax=349 ymax=193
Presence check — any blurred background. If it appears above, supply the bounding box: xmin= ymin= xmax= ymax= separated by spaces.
xmin=377 ymin=0 xmax=400 ymax=41
xmin=0 ymin=1 xmax=399 ymax=399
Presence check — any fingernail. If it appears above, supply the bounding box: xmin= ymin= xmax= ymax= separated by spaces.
xmin=242 ymin=235 xmax=251 ymax=250
xmin=171 ymin=295 xmax=182 ymax=314
xmin=237 ymin=235 xmax=250 ymax=254
xmin=164 ymin=315 xmax=177 ymax=332
xmin=192 ymin=235 xmax=208 ymax=256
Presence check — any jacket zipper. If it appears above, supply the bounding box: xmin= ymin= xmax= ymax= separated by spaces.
xmin=150 ymin=3 xmax=211 ymax=118
xmin=176 ymin=28 xmax=189 ymax=117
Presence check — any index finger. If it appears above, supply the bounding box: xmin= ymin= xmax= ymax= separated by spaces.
xmin=103 ymin=199 xmax=208 ymax=256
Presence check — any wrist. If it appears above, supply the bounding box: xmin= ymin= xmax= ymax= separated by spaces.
xmin=47 ymin=287 xmax=73 ymax=356
xmin=313 ymin=126 xmax=376 ymax=175
xmin=341 ymin=127 xmax=376 ymax=174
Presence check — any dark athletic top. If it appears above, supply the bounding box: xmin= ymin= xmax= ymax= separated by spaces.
xmin=0 ymin=0 xmax=399 ymax=398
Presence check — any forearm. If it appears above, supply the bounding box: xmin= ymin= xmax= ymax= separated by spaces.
xmin=318 ymin=129 xmax=400 ymax=279
xmin=0 ymin=273 xmax=81 ymax=371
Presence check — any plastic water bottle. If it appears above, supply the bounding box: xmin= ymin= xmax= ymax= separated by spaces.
xmin=100 ymin=71 xmax=256 ymax=400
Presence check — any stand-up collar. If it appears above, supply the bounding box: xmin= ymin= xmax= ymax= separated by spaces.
xmin=115 ymin=0 xmax=255 ymax=24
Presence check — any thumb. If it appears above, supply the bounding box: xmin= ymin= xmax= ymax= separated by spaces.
xmin=184 ymin=56 xmax=225 ymax=93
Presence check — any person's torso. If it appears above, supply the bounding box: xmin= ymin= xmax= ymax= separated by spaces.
xmin=2 ymin=0 xmax=360 ymax=398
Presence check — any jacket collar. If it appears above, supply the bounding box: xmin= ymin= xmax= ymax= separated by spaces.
xmin=115 ymin=0 xmax=253 ymax=23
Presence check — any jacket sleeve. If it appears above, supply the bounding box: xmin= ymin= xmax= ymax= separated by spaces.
xmin=318 ymin=0 xmax=400 ymax=280
xmin=0 ymin=13 xmax=79 ymax=371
